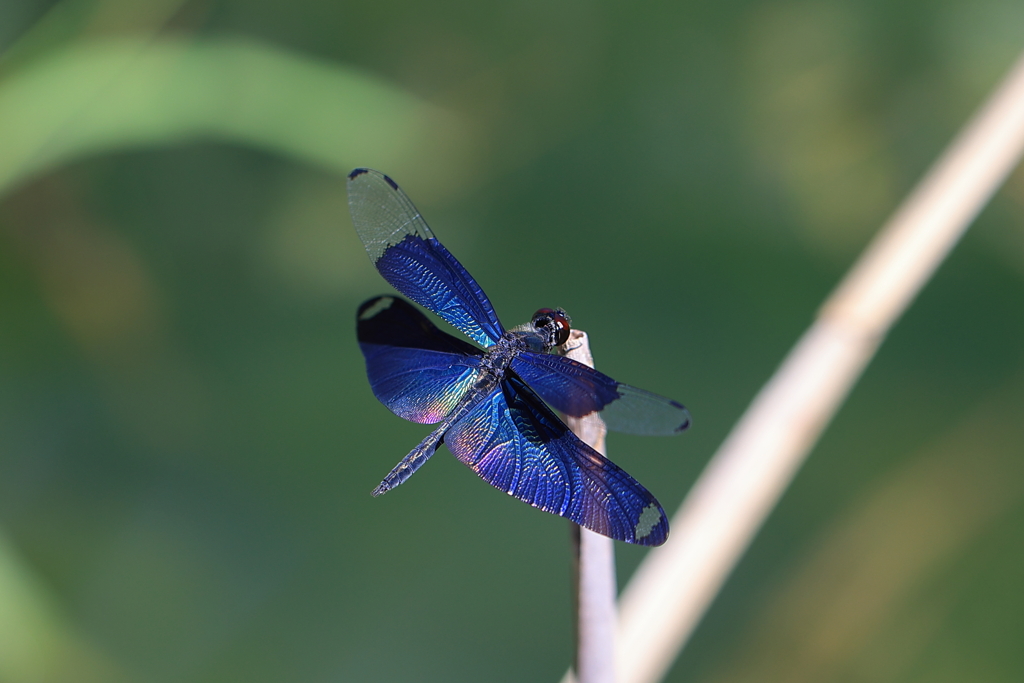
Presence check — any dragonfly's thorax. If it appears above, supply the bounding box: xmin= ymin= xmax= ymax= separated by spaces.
xmin=480 ymin=334 xmax=529 ymax=382
xmin=474 ymin=308 xmax=573 ymax=392
xmin=481 ymin=307 xmax=569 ymax=372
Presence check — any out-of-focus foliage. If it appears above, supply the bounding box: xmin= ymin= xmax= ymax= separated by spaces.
xmin=0 ymin=35 xmax=479 ymax=200
xmin=0 ymin=1 xmax=1022 ymax=682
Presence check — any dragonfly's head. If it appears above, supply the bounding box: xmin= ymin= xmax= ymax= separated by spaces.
xmin=509 ymin=308 xmax=572 ymax=352
xmin=531 ymin=308 xmax=572 ymax=350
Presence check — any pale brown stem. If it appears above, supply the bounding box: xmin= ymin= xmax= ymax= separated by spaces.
xmin=552 ymin=46 xmax=1024 ymax=683
xmin=612 ymin=47 xmax=1024 ymax=683
xmin=561 ymin=330 xmax=616 ymax=683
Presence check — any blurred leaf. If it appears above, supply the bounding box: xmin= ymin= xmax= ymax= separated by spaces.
xmin=0 ymin=529 xmax=135 ymax=683
xmin=0 ymin=36 xmax=480 ymax=200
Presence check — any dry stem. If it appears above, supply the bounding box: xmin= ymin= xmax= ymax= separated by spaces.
xmin=562 ymin=330 xmax=617 ymax=683
xmin=555 ymin=47 xmax=1024 ymax=683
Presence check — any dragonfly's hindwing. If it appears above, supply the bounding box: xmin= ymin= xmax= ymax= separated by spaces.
xmin=357 ymin=295 xmax=483 ymax=424
xmin=444 ymin=373 xmax=669 ymax=545
xmin=512 ymin=352 xmax=691 ymax=435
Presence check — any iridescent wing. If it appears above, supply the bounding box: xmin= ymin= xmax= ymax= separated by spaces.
xmin=348 ymin=168 xmax=505 ymax=347
xmin=444 ymin=373 xmax=670 ymax=545
xmin=357 ymin=295 xmax=484 ymax=424
xmin=511 ymin=353 xmax=691 ymax=435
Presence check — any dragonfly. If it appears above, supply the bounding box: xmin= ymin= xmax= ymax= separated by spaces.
xmin=349 ymin=168 xmax=690 ymax=545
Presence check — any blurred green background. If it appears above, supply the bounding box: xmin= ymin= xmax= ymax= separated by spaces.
xmin=1 ymin=0 xmax=1023 ymax=681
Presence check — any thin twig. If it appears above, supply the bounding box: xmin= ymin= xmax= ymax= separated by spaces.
xmin=561 ymin=330 xmax=616 ymax=683
xmin=608 ymin=48 xmax=1024 ymax=683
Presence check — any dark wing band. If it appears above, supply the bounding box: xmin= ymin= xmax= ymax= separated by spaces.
xmin=357 ymin=295 xmax=483 ymax=424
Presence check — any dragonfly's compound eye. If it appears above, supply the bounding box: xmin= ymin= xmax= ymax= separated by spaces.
xmin=551 ymin=314 xmax=571 ymax=346
xmin=533 ymin=308 xmax=571 ymax=346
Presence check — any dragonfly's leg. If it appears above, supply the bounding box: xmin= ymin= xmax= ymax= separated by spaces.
xmin=371 ymin=425 xmax=447 ymax=496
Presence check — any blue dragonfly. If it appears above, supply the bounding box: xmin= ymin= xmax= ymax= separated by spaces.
xmin=349 ymin=168 xmax=690 ymax=545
